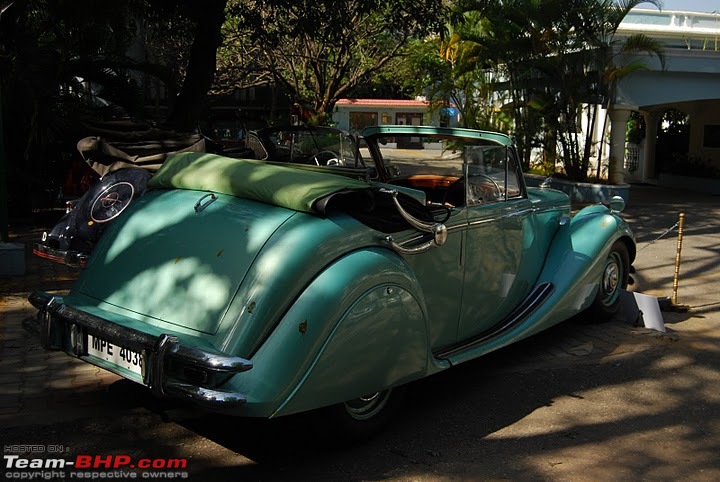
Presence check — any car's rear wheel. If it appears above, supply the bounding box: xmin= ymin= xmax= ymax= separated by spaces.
xmin=325 ymin=386 xmax=406 ymax=442
xmin=589 ymin=240 xmax=630 ymax=320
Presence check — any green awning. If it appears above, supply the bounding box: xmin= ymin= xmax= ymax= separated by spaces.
xmin=147 ymin=152 xmax=371 ymax=214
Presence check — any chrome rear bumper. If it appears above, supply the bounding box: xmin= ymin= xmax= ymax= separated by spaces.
xmin=24 ymin=291 xmax=252 ymax=409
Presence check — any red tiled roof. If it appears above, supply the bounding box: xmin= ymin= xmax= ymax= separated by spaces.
xmin=335 ymin=98 xmax=430 ymax=108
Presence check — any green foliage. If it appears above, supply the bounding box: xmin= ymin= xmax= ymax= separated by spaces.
xmin=0 ymin=0 xmax=212 ymax=214
xmin=431 ymin=0 xmax=664 ymax=181
xmin=382 ymin=37 xmax=447 ymax=99
xmin=659 ymin=108 xmax=690 ymax=137
xmin=218 ymin=0 xmax=446 ymax=123
xmin=626 ymin=111 xmax=645 ymax=144
xmin=1 ymin=0 xmax=145 ymax=202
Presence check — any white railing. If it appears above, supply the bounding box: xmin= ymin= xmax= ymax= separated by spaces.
xmin=618 ymin=9 xmax=720 ymax=50
xmin=626 ymin=143 xmax=640 ymax=175
xmin=620 ymin=9 xmax=720 ymax=37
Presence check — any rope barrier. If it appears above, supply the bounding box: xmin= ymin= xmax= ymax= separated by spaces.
xmin=636 ymin=220 xmax=679 ymax=252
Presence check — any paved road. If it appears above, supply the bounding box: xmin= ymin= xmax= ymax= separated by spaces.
xmin=1 ymin=184 xmax=718 ymax=481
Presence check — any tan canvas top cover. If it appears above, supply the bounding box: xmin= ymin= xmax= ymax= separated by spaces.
xmin=77 ymin=135 xmax=206 ymax=177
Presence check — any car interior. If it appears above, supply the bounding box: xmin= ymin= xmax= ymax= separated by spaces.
xmin=374 ymin=135 xmax=521 ymax=207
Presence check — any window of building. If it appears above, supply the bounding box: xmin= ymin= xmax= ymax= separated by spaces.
xmin=349 ymin=112 xmax=378 ymax=135
xmin=703 ymin=125 xmax=720 ymax=148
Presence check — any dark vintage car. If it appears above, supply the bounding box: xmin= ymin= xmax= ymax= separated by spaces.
xmin=26 ymin=125 xmax=635 ymax=439
xmin=32 ymin=125 xmax=344 ymax=267
xmin=32 ymin=131 xmax=209 ymax=267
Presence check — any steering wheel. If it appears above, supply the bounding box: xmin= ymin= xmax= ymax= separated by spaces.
xmin=443 ymin=174 xmax=502 ymax=206
xmin=310 ymin=150 xmax=342 ymax=166
xmin=468 ymin=173 xmax=502 ymax=203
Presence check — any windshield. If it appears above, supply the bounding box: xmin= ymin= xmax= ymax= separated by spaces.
xmin=369 ymin=133 xmax=523 ymax=206
xmin=248 ymin=127 xmax=365 ymax=168
xmin=373 ymin=134 xmax=495 ymax=177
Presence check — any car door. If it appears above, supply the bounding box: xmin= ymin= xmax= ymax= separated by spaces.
xmin=400 ymin=207 xmax=467 ymax=350
xmin=456 ymin=146 xmax=544 ymax=341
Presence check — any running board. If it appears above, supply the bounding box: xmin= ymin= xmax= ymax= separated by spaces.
xmin=433 ymin=282 xmax=554 ymax=359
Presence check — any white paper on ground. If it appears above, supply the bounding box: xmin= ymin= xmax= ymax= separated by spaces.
xmin=618 ymin=289 xmax=666 ymax=332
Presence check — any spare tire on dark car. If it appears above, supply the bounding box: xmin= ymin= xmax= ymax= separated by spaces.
xmin=35 ymin=168 xmax=152 ymax=266
xmin=34 ymin=129 xmax=208 ymax=267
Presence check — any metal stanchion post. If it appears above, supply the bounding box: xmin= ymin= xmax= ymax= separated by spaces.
xmin=671 ymin=213 xmax=685 ymax=306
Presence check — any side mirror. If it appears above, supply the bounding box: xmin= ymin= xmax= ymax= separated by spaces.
xmin=609 ymin=196 xmax=625 ymax=214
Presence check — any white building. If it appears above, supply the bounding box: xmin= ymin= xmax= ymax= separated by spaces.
xmin=602 ymin=8 xmax=720 ymax=190
xmin=332 ymin=98 xmax=460 ymax=136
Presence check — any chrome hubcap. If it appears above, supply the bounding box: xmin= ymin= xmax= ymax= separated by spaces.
xmin=601 ymin=253 xmax=622 ymax=306
xmin=603 ymin=262 xmax=619 ymax=295
xmin=344 ymin=390 xmax=392 ymax=421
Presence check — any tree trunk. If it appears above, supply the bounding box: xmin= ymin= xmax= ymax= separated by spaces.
xmin=0 ymin=81 xmax=8 ymax=242
xmin=543 ymin=127 xmax=557 ymax=175
xmin=167 ymin=0 xmax=228 ymax=131
xmin=583 ymin=103 xmax=598 ymax=176
xmin=596 ymin=112 xmax=609 ymax=179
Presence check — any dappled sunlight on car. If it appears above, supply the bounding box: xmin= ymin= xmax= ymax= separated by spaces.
xmin=102 ymin=257 xmax=233 ymax=333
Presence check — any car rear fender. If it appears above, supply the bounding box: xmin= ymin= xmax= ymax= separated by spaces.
xmin=222 ymin=248 xmax=432 ymax=417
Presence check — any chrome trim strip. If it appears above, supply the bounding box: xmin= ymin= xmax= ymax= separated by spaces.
xmin=433 ymin=282 xmax=554 ymax=359
xmin=446 ymin=223 xmax=468 ymax=232
xmin=467 ymin=217 xmax=495 ymax=227
xmin=24 ymin=291 xmax=252 ymax=409
xmin=467 ymin=207 xmax=537 ymax=227
xmin=534 ymin=206 xmax=569 ymax=215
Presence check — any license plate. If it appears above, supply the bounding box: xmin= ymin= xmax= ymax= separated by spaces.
xmin=87 ymin=334 xmax=144 ymax=379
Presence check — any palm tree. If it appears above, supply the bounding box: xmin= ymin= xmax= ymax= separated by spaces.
xmin=441 ymin=0 xmax=570 ymax=170
xmin=444 ymin=0 xmax=664 ymax=181
xmin=586 ymin=0 xmax=665 ymax=180
xmin=435 ymin=14 xmax=513 ymax=133
xmin=529 ymin=0 xmax=665 ymax=181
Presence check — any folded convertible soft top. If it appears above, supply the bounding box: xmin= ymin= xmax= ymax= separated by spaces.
xmin=147 ymin=152 xmax=372 ymax=214
xmin=77 ymin=134 xmax=207 ymax=177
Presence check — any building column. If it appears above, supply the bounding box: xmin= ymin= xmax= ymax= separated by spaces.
xmin=642 ymin=111 xmax=660 ymax=181
xmin=608 ymin=108 xmax=632 ymax=184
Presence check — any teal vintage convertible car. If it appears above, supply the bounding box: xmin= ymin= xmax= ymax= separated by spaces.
xmin=26 ymin=125 xmax=635 ymax=438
